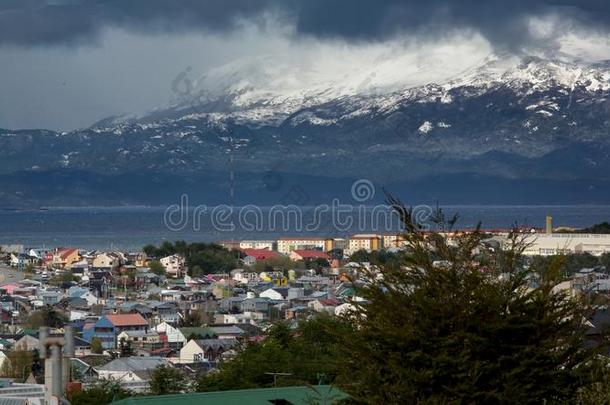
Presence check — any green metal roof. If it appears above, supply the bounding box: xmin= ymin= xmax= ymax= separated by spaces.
xmin=112 ymin=385 xmax=348 ymax=405
xmin=178 ymin=326 xmax=217 ymax=339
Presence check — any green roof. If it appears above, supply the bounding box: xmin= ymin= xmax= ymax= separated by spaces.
xmin=178 ymin=327 xmax=217 ymax=339
xmin=112 ymin=385 xmax=348 ymax=405
xmin=0 ymin=339 xmax=12 ymax=347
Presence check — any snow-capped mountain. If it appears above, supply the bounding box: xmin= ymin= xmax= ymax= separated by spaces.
xmin=1 ymin=54 xmax=610 ymax=206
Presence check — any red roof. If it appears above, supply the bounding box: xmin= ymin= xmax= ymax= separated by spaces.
xmin=292 ymin=250 xmax=330 ymax=260
xmin=318 ymin=299 xmax=341 ymax=307
xmin=105 ymin=313 xmax=148 ymax=327
xmin=58 ymin=248 xmax=78 ymax=260
xmin=241 ymin=249 xmax=279 ymax=260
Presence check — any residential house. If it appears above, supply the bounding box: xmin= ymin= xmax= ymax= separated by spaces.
xmin=96 ymin=356 xmax=169 ymax=385
xmin=239 ymin=298 xmax=270 ymax=313
xmin=92 ymin=253 xmax=120 ymax=271
xmin=83 ymin=313 xmax=149 ymax=349
xmin=13 ymin=335 xmax=40 ymax=351
xmin=154 ymin=322 xmax=187 ymax=350
xmin=53 ymin=248 xmax=81 ymax=270
xmin=209 ymin=325 xmax=246 ymax=340
xmin=179 ymin=338 xmax=237 ymax=363
xmin=160 ymin=255 xmax=186 ymax=278
xmin=308 ymin=298 xmax=341 ymax=314
xmin=259 ymin=287 xmax=289 ymax=301
xmin=215 ymin=312 xmax=265 ymax=325
xmin=240 ymin=249 xmax=279 ymax=266
xmin=87 ymin=271 xmax=113 ymax=298
xmin=289 ymin=250 xmax=330 ymax=262
xmin=9 ymin=253 xmax=38 ymax=269
xmin=232 ymin=271 xmax=259 ymax=284
xmin=117 ymin=330 xmax=161 ymax=351
xmin=67 ymin=287 xmax=99 ymax=306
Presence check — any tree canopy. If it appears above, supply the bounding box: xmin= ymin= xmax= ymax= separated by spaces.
xmin=143 ymin=241 xmax=242 ymax=275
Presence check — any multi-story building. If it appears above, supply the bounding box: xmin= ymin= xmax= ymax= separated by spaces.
xmin=239 ymin=240 xmax=277 ymax=251
xmin=277 ymin=238 xmax=326 ymax=254
xmin=519 ymin=233 xmax=610 ymax=256
xmin=83 ymin=313 xmax=149 ymax=349
xmin=381 ymin=233 xmax=407 ymax=249
xmin=345 ymin=234 xmax=382 ymax=255
xmin=160 ymin=254 xmax=186 ymax=278
xmin=52 ymin=248 xmax=80 ymax=269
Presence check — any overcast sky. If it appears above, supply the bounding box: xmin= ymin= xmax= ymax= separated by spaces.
xmin=1 ymin=0 xmax=610 ymax=131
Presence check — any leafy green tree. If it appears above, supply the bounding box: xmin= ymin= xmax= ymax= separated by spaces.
xmin=195 ymin=317 xmax=348 ymax=392
xmin=69 ymin=379 xmax=130 ymax=405
xmin=253 ymin=256 xmax=295 ymax=273
xmin=90 ymin=337 xmax=103 ymax=354
xmin=142 ymin=244 xmax=158 ymax=258
xmin=25 ymin=306 xmax=66 ymax=328
xmin=30 ymin=349 xmax=43 ymax=383
xmin=577 ymin=222 xmax=610 ymax=234
xmin=142 ymin=242 xmax=240 ymax=275
xmin=600 ymin=252 xmax=610 ymax=271
xmin=0 ymin=350 xmax=34 ymax=382
xmin=149 ymin=365 xmax=187 ymax=395
xmin=118 ymin=338 xmax=134 ymax=357
xmin=23 ymin=263 xmax=36 ymax=274
xmin=179 ymin=310 xmax=206 ymax=328
xmin=147 ymin=260 xmax=165 ymax=276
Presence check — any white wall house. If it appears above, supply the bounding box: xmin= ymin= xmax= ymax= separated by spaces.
xmin=160 ymin=254 xmax=186 ymax=278
xmin=154 ymin=321 xmax=186 ymax=349
xmin=259 ymin=288 xmax=285 ymax=301
xmin=178 ymin=339 xmax=237 ymax=364
xmin=92 ymin=253 xmax=120 ymax=270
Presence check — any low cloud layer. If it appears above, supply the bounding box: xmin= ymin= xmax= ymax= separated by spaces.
xmin=1 ymin=0 xmax=610 ymax=50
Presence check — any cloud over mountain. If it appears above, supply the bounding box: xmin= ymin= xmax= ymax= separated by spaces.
xmin=2 ymin=0 xmax=610 ymax=50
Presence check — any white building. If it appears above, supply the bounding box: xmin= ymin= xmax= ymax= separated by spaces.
xmin=519 ymin=233 xmax=610 ymax=256
xmin=215 ymin=312 xmax=264 ymax=325
xmin=92 ymin=253 xmax=120 ymax=270
xmin=154 ymin=321 xmax=186 ymax=349
xmin=96 ymin=357 xmax=169 ymax=382
xmin=178 ymin=339 xmax=237 ymax=364
xmin=160 ymin=254 xmax=186 ymax=278
xmin=232 ymin=271 xmax=259 ymax=284
xmin=277 ymin=238 xmax=325 ymax=254
xmin=239 ymin=240 xmax=276 ymax=251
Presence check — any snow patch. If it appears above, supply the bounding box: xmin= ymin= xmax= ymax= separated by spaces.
xmin=418 ymin=121 xmax=434 ymax=134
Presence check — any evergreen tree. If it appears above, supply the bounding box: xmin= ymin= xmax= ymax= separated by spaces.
xmin=149 ymin=365 xmax=187 ymax=395
xmin=90 ymin=337 xmax=103 ymax=354
xmin=118 ymin=338 xmax=134 ymax=357
xmin=332 ymin=197 xmax=603 ymax=403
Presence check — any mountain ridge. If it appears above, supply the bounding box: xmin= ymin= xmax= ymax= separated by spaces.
xmin=1 ymin=54 xmax=610 ymax=206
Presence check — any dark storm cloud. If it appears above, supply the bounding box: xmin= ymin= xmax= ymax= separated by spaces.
xmin=1 ymin=0 xmax=609 ymax=48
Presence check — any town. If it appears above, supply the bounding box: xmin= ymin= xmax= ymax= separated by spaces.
xmin=0 ymin=217 xmax=609 ymax=402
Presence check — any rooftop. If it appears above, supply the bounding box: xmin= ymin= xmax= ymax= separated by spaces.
xmin=105 ymin=314 xmax=148 ymax=327
xmin=111 ymin=385 xmax=348 ymax=405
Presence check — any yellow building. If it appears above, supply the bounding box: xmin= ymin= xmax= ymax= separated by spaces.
xmin=346 ymin=234 xmax=382 ymax=255
xmin=52 ymin=248 xmax=80 ymax=269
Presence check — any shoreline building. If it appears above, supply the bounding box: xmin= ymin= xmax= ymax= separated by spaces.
xmin=520 ymin=233 xmax=610 ymax=256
